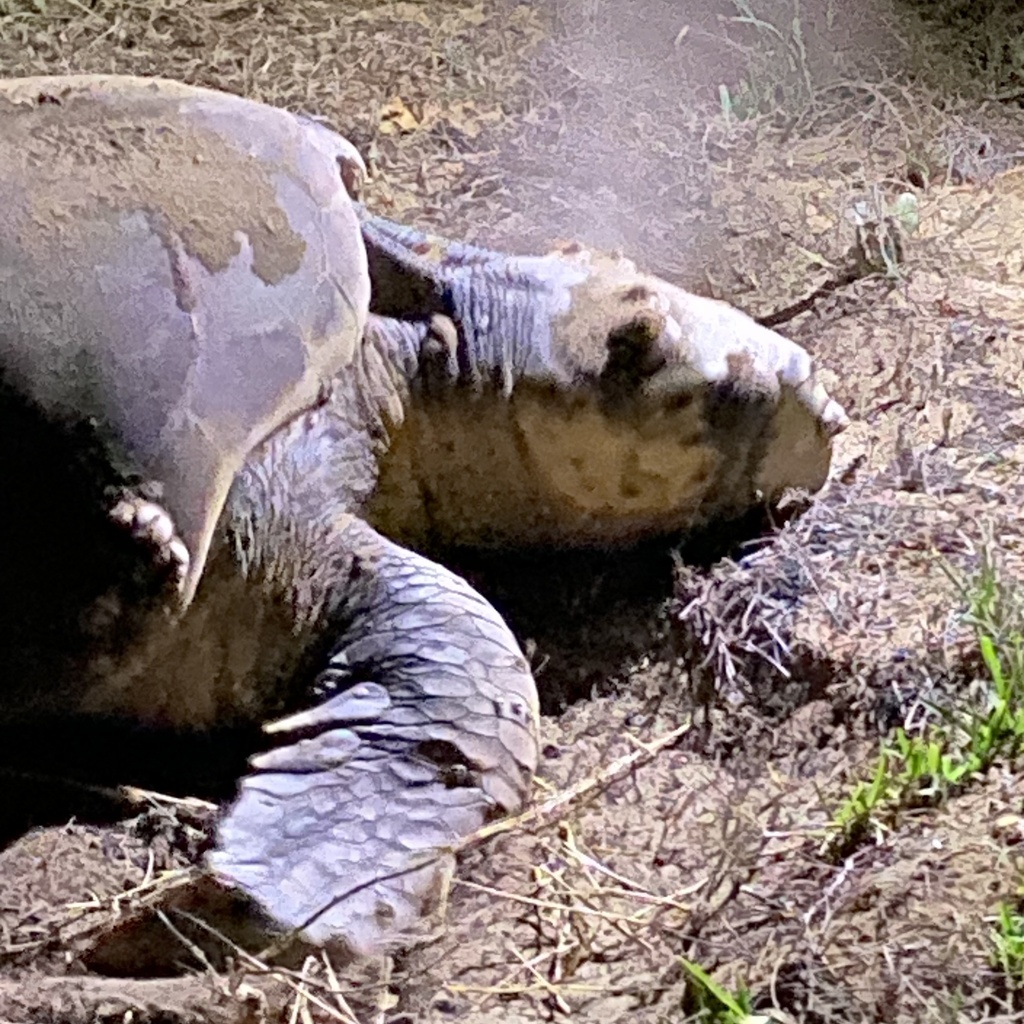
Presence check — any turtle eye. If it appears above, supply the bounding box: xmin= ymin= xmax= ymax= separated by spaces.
xmin=599 ymin=311 xmax=668 ymax=401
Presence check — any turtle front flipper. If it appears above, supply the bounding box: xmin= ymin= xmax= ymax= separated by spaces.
xmin=207 ymin=515 xmax=539 ymax=956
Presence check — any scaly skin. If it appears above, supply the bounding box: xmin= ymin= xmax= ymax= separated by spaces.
xmin=212 ymin=518 xmax=537 ymax=951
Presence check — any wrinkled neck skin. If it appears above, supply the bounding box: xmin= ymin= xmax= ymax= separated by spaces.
xmin=229 ymin=209 xmax=615 ymax=590
xmin=359 ymin=208 xmax=596 ymax=392
xmin=223 ymin=316 xmax=431 ymax=612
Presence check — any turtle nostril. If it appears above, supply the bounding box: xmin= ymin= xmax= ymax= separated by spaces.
xmin=621 ymin=284 xmax=654 ymax=303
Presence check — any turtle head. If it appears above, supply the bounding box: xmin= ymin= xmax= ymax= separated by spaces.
xmin=370 ymin=233 xmax=848 ymax=551
xmin=501 ymin=246 xmax=849 ymax=542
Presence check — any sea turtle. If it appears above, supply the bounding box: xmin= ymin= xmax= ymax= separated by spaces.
xmin=0 ymin=74 xmax=848 ymax=959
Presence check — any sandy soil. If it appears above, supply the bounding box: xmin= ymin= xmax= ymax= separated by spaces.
xmin=3 ymin=0 xmax=1024 ymax=1021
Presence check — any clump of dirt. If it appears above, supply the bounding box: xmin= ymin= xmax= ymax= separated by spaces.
xmin=4 ymin=0 xmax=1024 ymax=1022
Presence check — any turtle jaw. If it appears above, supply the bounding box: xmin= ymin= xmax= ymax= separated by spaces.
xmin=617 ymin=276 xmax=850 ymax=511
xmin=508 ymin=387 xmax=833 ymax=547
xmin=510 ymin=282 xmax=851 ymax=542
xmin=628 ymin=275 xmax=849 ymax=432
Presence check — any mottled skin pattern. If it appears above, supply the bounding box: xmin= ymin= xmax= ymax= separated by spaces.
xmin=0 ymin=76 xmax=848 ymax=960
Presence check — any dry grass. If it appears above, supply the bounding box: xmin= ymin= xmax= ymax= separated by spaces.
xmin=897 ymin=0 xmax=1024 ymax=99
xmin=0 ymin=0 xmax=548 ymax=231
